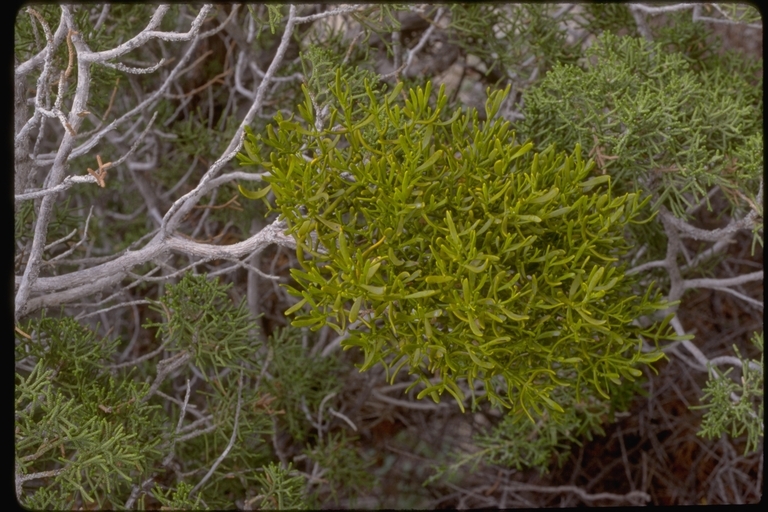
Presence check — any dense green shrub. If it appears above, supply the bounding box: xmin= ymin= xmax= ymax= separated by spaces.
xmin=238 ymin=76 xmax=676 ymax=420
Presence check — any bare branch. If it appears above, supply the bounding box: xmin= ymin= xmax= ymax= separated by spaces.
xmin=683 ymin=271 xmax=764 ymax=290
xmin=159 ymin=5 xmax=300 ymax=236
xmin=76 ymin=5 xmax=212 ymax=63
xmin=626 ymin=258 xmax=667 ymax=276
xmin=21 ymin=218 xmax=295 ymax=314
xmin=140 ymin=351 xmax=191 ymax=404
xmin=293 ymin=4 xmax=368 ymax=25
xmin=628 ymin=3 xmax=696 ymax=15
xmin=659 ymin=206 xmax=760 ymax=242
xmin=404 ymin=8 xmax=445 ymax=76
xmin=500 ymin=481 xmax=650 ymax=505
xmin=44 ymin=206 xmax=95 ymax=265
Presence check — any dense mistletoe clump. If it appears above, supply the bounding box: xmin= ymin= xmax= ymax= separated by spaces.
xmin=238 ymin=77 xmax=674 ymax=418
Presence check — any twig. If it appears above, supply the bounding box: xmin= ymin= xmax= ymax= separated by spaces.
xmin=628 ymin=3 xmax=695 ymax=15
xmin=16 ymin=468 xmax=66 ymax=500
xmin=683 ymin=271 xmax=763 ymax=290
xmin=293 ymin=4 xmax=368 ymax=24
xmin=371 ymin=388 xmax=448 ymax=411
xmin=328 ymin=407 xmax=358 ymax=431
xmin=108 ymin=335 xmax=173 ymax=370
xmin=124 ymin=476 xmax=155 ymax=509
xmin=173 ymin=423 xmax=219 ymax=444
xmin=14 ymin=176 xmax=96 ymax=201
xmin=403 ymin=7 xmax=445 ymax=76
xmin=708 ymin=356 xmax=762 ymax=373
xmin=500 ymin=481 xmax=650 ymax=505
xmin=44 ymin=206 xmax=95 ymax=265
xmin=162 ymin=379 xmax=192 ymax=467
xmin=705 ymin=287 xmax=763 ymax=310
xmin=189 ymin=369 xmax=244 ymax=498
xmin=626 ymin=258 xmax=667 ymax=276
xmin=86 ymin=155 xmax=112 ymax=188
xmin=139 ymin=351 xmax=191 ymax=404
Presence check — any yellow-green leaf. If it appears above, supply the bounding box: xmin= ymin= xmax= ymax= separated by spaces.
xmin=424 ymin=275 xmax=453 ymax=284
xmin=581 ymin=175 xmax=611 ymax=191
xmin=510 ymin=141 xmax=534 ymax=160
xmin=349 ymin=296 xmax=363 ymax=323
xmin=467 ymin=349 xmax=494 ymax=369
xmin=238 ymin=183 xmax=272 ymax=199
xmin=284 ymin=298 xmax=307 ymax=316
xmin=541 ymin=395 xmax=565 ymax=413
xmin=403 ymin=289 xmax=439 ymax=299
xmin=360 ymin=284 xmax=385 ymax=296
xmin=529 ymin=187 xmax=559 ymax=204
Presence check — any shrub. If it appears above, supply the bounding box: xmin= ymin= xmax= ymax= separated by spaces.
xmin=238 ymin=77 xmax=675 ymax=420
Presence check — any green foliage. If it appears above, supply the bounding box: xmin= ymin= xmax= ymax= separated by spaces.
xmin=580 ymin=4 xmax=639 ymax=37
xmin=304 ymin=431 xmax=376 ymax=504
xmin=139 ymin=274 xmax=277 ymax=508
xmin=15 ymin=199 xmax=34 ymax=239
xmin=151 ymin=481 xmax=202 ymax=510
xmin=16 ymin=4 xmax=762 ymax=505
xmin=265 ymin=5 xmax=284 ymax=34
xmin=346 ymin=4 xmax=409 ymax=57
xmin=448 ymin=4 xmax=581 ymax=84
xmin=238 ymin=72 xmax=675 ymax=420
xmin=301 ymin=43 xmax=381 ymax=118
xmin=144 ymin=274 xmax=260 ymax=376
xmin=251 ymin=462 xmax=312 ymax=510
xmin=522 ymin=32 xmax=763 ymax=223
xmin=427 ymin=376 xmax=646 ymax=482
xmin=263 ymin=327 xmax=343 ymax=441
xmin=693 ymin=332 xmax=764 ymax=455
xmin=169 ymin=106 xmax=242 ymax=163
xmin=15 ymin=275 xmax=309 ymax=508
xmin=246 ymin=5 xmax=279 ymax=38
xmin=654 ymin=11 xmax=723 ymax=65
xmin=15 ymin=315 xmax=164 ymax=509
xmin=176 ymin=375 xmax=275 ymax=507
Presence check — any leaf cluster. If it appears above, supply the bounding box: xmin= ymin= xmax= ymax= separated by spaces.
xmin=15 ymin=275 xmax=299 ymax=508
xmin=693 ymin=332 xmax=764 ymax=455
xmin=263 ymin=326 xmax=343 ymax=441
xmin=427 ymin=372 xmax=647 ymax=485
xmin=522 ymin=32 xmax=763 ymax=224
xmin=144 ymin=274 xmax=260 ymax=376
xmin=250 ymin=462 xmax=312 ymax=510
xmin=238 ymin=72 xmax=675 ymax=420
xmin=303 ymin=431 xmax=376 ymax=505
xmin=447 ymin=4 xmax=581 ymax=85
xmin=300 ymin=42 xmax=381 ymax=122
xmin=150 ymin=481 xmax=202 ymax=510
xmin=16 ymin=315 xmax=164 ymax=508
